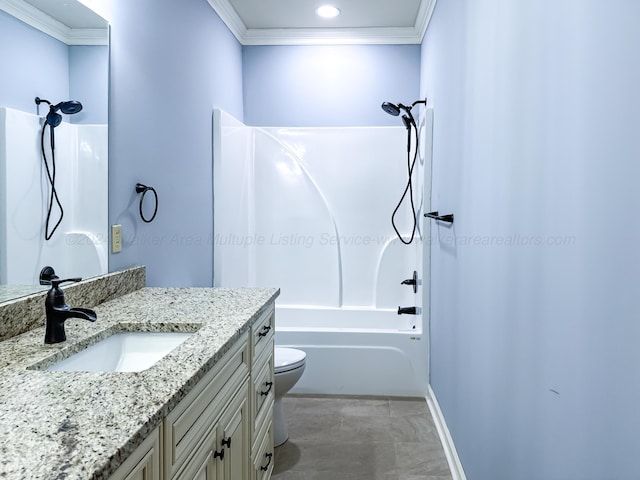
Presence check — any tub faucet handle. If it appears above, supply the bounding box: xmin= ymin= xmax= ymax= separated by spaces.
xmin=400 ymin=270 xmax=418 ymax=293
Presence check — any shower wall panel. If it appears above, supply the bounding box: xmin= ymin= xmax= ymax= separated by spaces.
xmin=214 ymin=109 xmax=425 ymax=310
xmin=0 ymin=107 xmax=108 ymax=285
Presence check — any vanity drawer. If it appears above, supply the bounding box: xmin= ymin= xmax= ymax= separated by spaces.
xmin=164 ymin=334 xmax=249 ymax=479
xmin=252 ymin=307 xmax=274 ymax=364
xmin=253 ymin=344 xmax=274 ymax=430
xmin=252 ymin=420 xmax=274 ymax=480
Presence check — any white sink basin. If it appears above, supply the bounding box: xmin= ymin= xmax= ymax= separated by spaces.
xmin=47 ymin=332 xmax=194 ymax=372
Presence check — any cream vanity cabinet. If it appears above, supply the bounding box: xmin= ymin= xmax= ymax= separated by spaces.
xmin=109 ymin=305 xmax=275 ymax=480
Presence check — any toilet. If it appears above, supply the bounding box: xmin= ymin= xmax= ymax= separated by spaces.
xmin=273 ymin=347 xmax=306 ymax=447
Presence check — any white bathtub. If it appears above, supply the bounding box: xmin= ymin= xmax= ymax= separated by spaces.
xmin=275 ymin=305 xmax=429 ymax=397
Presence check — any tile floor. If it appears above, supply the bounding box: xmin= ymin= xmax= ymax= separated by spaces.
xmin=271 ymin=395 xmax=452 ymax=480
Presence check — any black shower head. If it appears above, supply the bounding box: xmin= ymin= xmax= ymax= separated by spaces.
xmin=36 ymin=97 xmax=83 ymax=127
xmin=383 ymin=101 xmax=417 ymax=130
xmin=55 ymin=101 xmax=83 ymax=115
xmin=382 ymin=99 xmax=427 ymax=117
xmin=46 ymin=111 xmax=63 ymax=128
xmin=381 ymin=102 xmax=401 ymax=116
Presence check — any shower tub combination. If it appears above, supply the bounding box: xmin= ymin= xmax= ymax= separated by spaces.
xmin=213 ymin=109 xmax=433 ymax=396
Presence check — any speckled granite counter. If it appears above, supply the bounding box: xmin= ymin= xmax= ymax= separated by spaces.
xmin=0 ymin=286 xmax=279 ymax=479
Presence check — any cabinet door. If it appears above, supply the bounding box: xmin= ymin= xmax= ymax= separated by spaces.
xmin=109 ymin=427 xmax=161 ymax=480
xmin=178 ymin=448 xmax=218 ymax=480
xmin=174 ymin=425 xmax=221 ymax=480
xmin=219 ymin=382 xmax=251 ymax=480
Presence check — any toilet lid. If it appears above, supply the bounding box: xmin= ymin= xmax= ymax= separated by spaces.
xmin=274 ymin=347 xmax=306 ymax=373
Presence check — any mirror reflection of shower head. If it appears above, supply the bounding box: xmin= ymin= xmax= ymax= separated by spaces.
xmin=55 ymin=101 xmax=83 ymax=115
xmin=35 ymin=97 xmax=83 ymax=127
xmin=34 ymin=96 xmax=85 ymax=240
xmin=382 ymin=102 xmax=402 ymax=116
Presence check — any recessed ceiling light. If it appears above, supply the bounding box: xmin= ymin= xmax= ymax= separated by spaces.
xmin=316 ymin=5 xmax=341 ymax=18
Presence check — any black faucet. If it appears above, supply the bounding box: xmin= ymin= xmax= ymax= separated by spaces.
xmin=44 ymin=278 xmax=97 ymax=344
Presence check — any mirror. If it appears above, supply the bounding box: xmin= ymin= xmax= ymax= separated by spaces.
xmin=0 ymin=0 xmax=109 ymax=303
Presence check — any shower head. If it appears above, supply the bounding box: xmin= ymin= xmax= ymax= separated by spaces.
xmin=35 ymin=97 xmax=83 ymax=127
xmin=55 ymin=101 xmax=83 ymax=115
xmin=382 ymin=101 xmax=417 ymax=130
xmin=381 ymin=99 xmax=427 ymax=117
xmin=381 ymin=102 xmax=402 ymax=116
xmin=382 ymin=99 xmax=428 ymax=130
xmin=46 ymin=111 xmax=63 ymax=128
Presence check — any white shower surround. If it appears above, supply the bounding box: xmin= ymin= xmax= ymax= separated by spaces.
xmin=0 ymin=107 xmax=108 ymax=286
xmin=213 ymin=108 xmax=432 ymax=396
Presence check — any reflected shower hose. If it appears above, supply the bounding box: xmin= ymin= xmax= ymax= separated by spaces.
xmin=40 ymin=123 xmax=64 ymax=240
xmin=36 ymin=97 xmax=83 ymax=240
xmin=391 ymin=117 xmax=420 ymax=245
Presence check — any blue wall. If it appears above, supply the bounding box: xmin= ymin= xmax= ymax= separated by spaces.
xmin=243 ymin=45 xmax=421 ymax=126
xmin=421 ymin=1 xmax=640 ymax=479
xmin=107 ymin=0 xmax=244 ymax=286
xmin=0 ymin=10 xmax=107 ymax=124
xmin=69 ymin=45 xmax=109 ymax=124
xmin=0 ymin=10 xmax=69 ymax=114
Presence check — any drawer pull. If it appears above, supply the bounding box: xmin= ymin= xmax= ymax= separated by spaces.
xmin=260 ymin=381 xmax=273 ymax=396
xmin=221 ymin=437 xmax=232 ymax=448
xmin=260 ymin=452 xmax=273 ymax=471
xmin=214 ymin=449 xmax=224 ymax=461
xmin=258 ymin=325 xmax=272 ymax=338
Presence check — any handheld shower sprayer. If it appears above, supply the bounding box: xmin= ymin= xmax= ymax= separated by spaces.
xmin=36 ymin=97 xmax=83 ymax=129
xmin=381 ymin=100 xmax=425 ymax=127
xmin=35 ymin=96 xmax=84 ymax=240
xmin=381 ymin=98 xmax=427 ymax=245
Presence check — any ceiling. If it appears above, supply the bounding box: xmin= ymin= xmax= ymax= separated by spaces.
xmin=206 ymin=0 xmax=437 ymax=45
xmin=0 ymin=0 xmax=436 ymax=46
xmin=22 ymin=0 xmax=106 ymax=28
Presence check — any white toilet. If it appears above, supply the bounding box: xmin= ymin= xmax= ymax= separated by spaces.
xmin=273 ymin=347 xmax=306 ymax=447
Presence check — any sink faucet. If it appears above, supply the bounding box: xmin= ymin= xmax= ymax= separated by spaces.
xmin=44 ymin=278 xmax=97 ymax=344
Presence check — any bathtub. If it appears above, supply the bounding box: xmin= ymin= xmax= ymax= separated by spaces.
xmin=275 ymin=305 xmax=429 ymax=397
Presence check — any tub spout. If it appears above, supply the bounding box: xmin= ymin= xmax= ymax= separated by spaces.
xmin=397 ymin=306 xmax=418 ymax=315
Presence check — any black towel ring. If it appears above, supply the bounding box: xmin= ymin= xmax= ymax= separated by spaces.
xmin=135 ymin=183 xmax=158 ymax=223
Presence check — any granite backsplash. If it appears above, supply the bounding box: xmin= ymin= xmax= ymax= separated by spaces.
xmin=0 ymin=266 xmax=146 ymax=341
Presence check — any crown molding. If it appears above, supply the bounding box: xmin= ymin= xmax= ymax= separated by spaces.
xmin=415 ymin=0 xmax=437 ymax=42
xmin=0 ymin=0 xmax=108 ymax=45
xmin=242 ymin=27 xmax=423 ymax=46
xmin=206 ymin=0 xmax=247 ymax=41
xmin=66 ymin=28 xmax=108 ymax=46
xmin=207 ymin=0 xmax=436 ymax=46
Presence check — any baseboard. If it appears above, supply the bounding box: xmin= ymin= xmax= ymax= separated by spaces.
xmin=426 ymin=385 xmax=467 ymax=480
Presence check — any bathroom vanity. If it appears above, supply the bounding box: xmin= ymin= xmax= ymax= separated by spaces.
xmin=0 ymin=268 xmax=278 ymax=480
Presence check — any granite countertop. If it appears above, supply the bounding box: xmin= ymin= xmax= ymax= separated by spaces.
xmin=0 ymin=287 xmax=279 ymax=480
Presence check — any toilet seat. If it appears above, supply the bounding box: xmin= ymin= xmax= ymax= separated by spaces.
xmin=275 ymin=347 xmax=306 ymax=374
